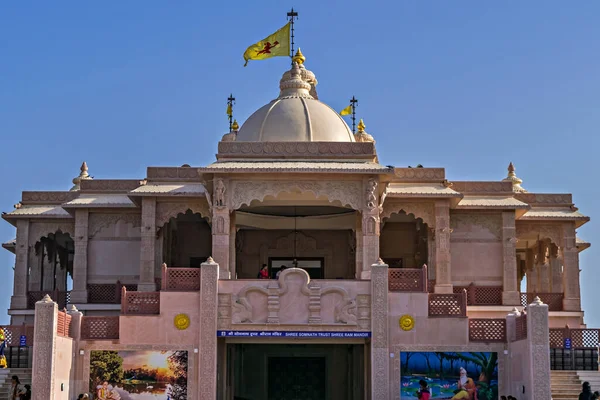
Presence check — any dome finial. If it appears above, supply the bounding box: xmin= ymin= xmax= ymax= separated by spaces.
xmin=502 ymin=162 xmax=527 ymax=193
xmin=357 ymin=119 xmax=366 ymax=133
xmin=293 ymin=48 xmax=305 ymax=65
xmin=71 ymin=161 xmax=92 ymax=191
xmin=232 ymin=119 xmax=239 ymax=132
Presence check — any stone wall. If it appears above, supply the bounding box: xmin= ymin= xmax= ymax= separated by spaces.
xmin=450 ymin=213 xmax=503 ymax=286
xmin=53 ymin=335 xmax=75 ymax=399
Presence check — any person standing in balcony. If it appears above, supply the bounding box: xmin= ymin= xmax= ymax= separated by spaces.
xmin=257 ymin=264 xmax=269 ymax=279
xmin=276 ymin=265 xmax=287 ymax=279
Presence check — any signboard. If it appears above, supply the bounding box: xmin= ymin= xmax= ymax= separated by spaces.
xmin=19 ymin=335 xmax=26 ymax=347
xmin=564 ymin=338 xmax=572 ymax=349
xmin=217 ymin=330 xmax=371 ymax=338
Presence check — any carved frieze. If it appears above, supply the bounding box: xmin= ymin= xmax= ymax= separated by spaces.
xmin=451 ymin=181 xmax=512 ymax=194
xmin=230 ymin=180 xmax=362 ymax=210
xmin=217 ymin=141 xmax=376 ymax=159
xmin=515 ymin=193 xmax=572 ymax=205
xmin=155 ymin=201 xmax=210 ymax=227
xmin=29 ymin=222 xmax=75 ymax=243
xmin=21 ymin=191 xmax=78 ymax=204
xmin=80 ymin=179 xmax=141 ymax=192
xmin=146 ymin=167 xmax=202 ymax=180
xmin=450 ymin=213 xmax=503 ymax=240
xmin=381 ymin=200 xmax=435 ymax=227
xmin=516 ymin=222 xmax=562 ymax=245
xmin=88 ymin=213 xmax=141 ymax=238
xmin=393 ymin=168 xmax=445 ymax=180
xmin=231 ymin=268 xmax=363 ymax=327
xmin=365 ymin=178 xmax=378 ymax=210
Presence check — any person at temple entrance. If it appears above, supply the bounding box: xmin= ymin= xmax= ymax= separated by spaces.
xmin=257 ymin=264 xmax=269 ymax=279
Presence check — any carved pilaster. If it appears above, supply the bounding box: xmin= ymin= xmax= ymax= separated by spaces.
xmin=355 ymin=214 xmax=363 ymax=279
xmin=502 ymin=211 xmax=520 ymax=305
xmin=434 ymin=201 xmax=452 ymax=293
xmin=212 ymin=179 xmax=231 ymax=279
xmin=199 ymin=258 xmax=219 ymax=399
xmin=308 ymin=283 xmax=322 ymax=324
xmin=561 ymin=222 xmax=580 ymax=311
xmin=267 ymin=282 xmax=280 ymax=324
xmin=32 ymin=296 xmax=58 ymax=400
xmin=11 ymin=220 xmax=29 ymax=309
xmin=356 ymin=294 xmax=371 ymax=330
xmin=71 ymin=209 xmax=89 ymax=303
xmin=370 ymin=260 xmax=389 ymax=399
xmin=550 ymin=244 xmax=562 ymax=293
xmin=229 ymin=211 xmax=236 ymax=279
xmin=527 ymin=299 xmax=551 ymax=400
xmin=360 ymin=177 xmax=380 ymax=280
xmin=138 ymin=198 xmax=157 ymax=291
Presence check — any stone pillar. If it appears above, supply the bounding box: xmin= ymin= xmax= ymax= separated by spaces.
xmin=427 ymin=229 xmax=436 ymax=280
xmin=139 ymin=197 xmax=157 ymax=291
xmin=229 ymin=212 xmax=236 ymax=279
xmin=370 ymin=259 xmax=389 ymax=399
xmin=360 ymin=178 xmax=380 ymax=280
xmin=11 ymin=220 xmax=30 ymax=309
xmin=537 ymin=240 xmax=551 ymax=293
xmin=561 ymin=222 xmax=581 ymax=311
xmin=526 ymin=298 xmax=551 ymax=400
xmin=67 ymin=305 xmax=85 ymax=396
xmin=212 ymin=178 xmax=231 ymax=279
xmin=434 ymin=201 xmax=452 ymax=293
xmin=198 ymin=257 xmax=219 ymax=399
xmin=71 ymin=209 xmax=89 ymax=303
xmin=355 ymin=213 xmax=363 ymax=279
xmin=525 ymin=248 xmax=535 ymax=293
xmin=550 ymin=244 xmax=563 ymax=293
xmin=502 ymin=211 xmax=520 ymax=305
xmin=31 ymin=295 xmax=58 ymax=400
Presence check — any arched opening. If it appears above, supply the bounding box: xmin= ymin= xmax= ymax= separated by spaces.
xmin=160 ymin=210 xmax=212 ymax=267
xmin=380 ymin=211 xmax=429 ymax=269
xmin=234 ymin=201 xmax=357 ymax=279
xmin=29 ymin=231 xmax=74 ymax=308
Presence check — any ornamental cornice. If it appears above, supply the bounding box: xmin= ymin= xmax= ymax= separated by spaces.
xmin=230 ymin=180 xmax=362 ymax=210
xmin=515 ymin=193 xmax=573 ymax=206
xmin=392 ymin=168 xmax=445 ymax=181
xmin=217 ymin=141 xmax=376 ymax=160
xmin=155 ymin=201 xmax=211 ymax=227
xmin=146 ymin=167 xmax=203 ymax=181
xmin=80 ymin=180 xmax=141 ymax=192
xmin=21 ymin=191 xmax=79 ymax=205
xmin=450 ymin=181 xmax=513 ymax=194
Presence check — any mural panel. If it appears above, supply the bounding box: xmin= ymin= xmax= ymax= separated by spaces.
xmin=89 ymin=350 xmax=188 ymax=400
xmin=400 ymin=351 xmax=498 ymax=399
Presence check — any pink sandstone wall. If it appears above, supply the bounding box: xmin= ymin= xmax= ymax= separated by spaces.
xmin=119 ymin=292 xmax=199 ymax=345
xmin=450 ymin=213 xmax=503 ymax=286
xmin=235 ymin=230 xmax=353 ymax=279
xmin=508 ymin=338 xmax=529 ymax=399
xmin=53 ymin=335 xmax=75 ymax=400
xmin=88 ymin=218 xmax=140 ymax=284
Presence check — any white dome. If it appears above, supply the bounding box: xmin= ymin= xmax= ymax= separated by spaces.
xmin=236 ymin=61 xmax=355 ymax=142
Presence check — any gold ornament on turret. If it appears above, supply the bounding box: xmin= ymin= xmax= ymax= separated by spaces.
xmin=292 ymin=48 xmax=305 ymax=65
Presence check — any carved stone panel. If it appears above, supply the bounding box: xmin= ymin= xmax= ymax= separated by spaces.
xmin=231 ymin=268 xmax=364 ymax=327
xmin=155 ymin=201 xmax=210 ymax=227
xmin=28 ymin=221 xmax=75 ymax=243
xmin=381 ymin=200 xmax=435 ymax=227
xmin=230 ymin=180 xmax=362 ymax=210
xmin=88 ymin=213 xmax=141 ymax=238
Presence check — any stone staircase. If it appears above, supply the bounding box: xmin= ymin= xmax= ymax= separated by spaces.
xmin=0 ymin=368 xmax=32 ymax=400
xmin=551 ymin=370 xmax=582 ymax=400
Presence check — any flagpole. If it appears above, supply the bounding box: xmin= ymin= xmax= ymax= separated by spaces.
xmin=350 ymin=96 xmax=358 ymax=133
xmin=227 ymin=94 xmax=235 ymax=131
xmin=287 ymin=8 xmax=299 ymax=64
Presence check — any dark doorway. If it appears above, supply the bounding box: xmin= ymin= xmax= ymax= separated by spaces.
xmin=268 ymin=357 xmax=326 ymax=400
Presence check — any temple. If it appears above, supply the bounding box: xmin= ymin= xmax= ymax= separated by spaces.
xmin=1 ymin=51 xmax=596 ymax=400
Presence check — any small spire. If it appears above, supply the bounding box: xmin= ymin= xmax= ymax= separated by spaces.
xmin=357 ymin=119 xmax=366 ymax=133
xmin=70 ymin=161 xmax=92 ymax=191
xmin=292 ymin=48 xmax=305 ymax=65
xmin=502 ymin=162 xmax=526 ymax=193
xmin=232 ymin=119 xmax=239 ymax=132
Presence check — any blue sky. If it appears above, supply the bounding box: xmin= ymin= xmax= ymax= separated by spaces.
xmin=1 ymin=2 xmax=598 ymax=326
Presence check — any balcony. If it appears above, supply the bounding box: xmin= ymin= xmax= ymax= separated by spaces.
xmin=388 ymin=266 xmax=428 ymax=292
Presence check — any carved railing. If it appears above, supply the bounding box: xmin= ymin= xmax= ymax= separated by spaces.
xmin=27 ymin=290 xmax=69 ymax=309
xmin=56 ymin=309 xmax=72 ymax=338
xmin=161 ymin=264 xmax=201 ymax=291
xmin=454 ymin=284 xmax=503 ymax=306
xmin=469 ymin=318 xmax=506 ymax=343
xmin=515 ymin=313 xmax=527 ymax=341
xmin=81 ymin=316 xmax=120 ymax=340
xmin=0 ymin=324 xmax=34 ymax=346
xmin=428 ymin=291 xmax=467 ymax=317
xmin=388 ymin=265 xmax=427 ymax=292
xmin=88 ymin=282 xmax=137 ymax=304
xmin=550 ymin=327 xmax=600 ymax=349
xmin=121 ymin=287 xmax=160 ymax=315
xmin=520 ymin=292 xmax=563 ymax=311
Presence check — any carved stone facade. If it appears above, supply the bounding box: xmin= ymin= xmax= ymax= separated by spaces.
xmin=229 ymin=268 xmax=365 ymax=326
xmin=230 ymin=179 xmax=362 ymax=210
xmin=450 ymin=213 xmax=502 ymax=240
xmin=155 ymin=201 xmax=210 ymax=227
xmin=381 ymin=200 xmax=436 ymax=227
xmin=71 ymin=209 xmax=89 ymax=303
xmin=562 ymin=222 xmax=581 ymax=311
xmin=28 ymin=221 xmax=75 ymax=243
xmin=88 ymin=213 xmax=141 ymax=238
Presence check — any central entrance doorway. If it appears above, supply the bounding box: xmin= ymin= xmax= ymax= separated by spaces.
xmin=225 ymin=343 xmax=366 ymax=400
xmin=267 ymin=356 xmax=326 ymax=399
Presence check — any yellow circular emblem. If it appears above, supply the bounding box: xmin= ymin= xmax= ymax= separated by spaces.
xmin=399 ymin=315 xmax=415 ymax=331
xmin=174 ymin=314 xmax=190 ymax=330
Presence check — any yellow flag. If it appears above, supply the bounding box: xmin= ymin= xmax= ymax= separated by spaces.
xmin=340 ymin=105 xmax=352 ymax=116
xmin=243 ymin=23 xmax=291 ymax=67
xmin=226 ymin=103 xmax=232 ymax=116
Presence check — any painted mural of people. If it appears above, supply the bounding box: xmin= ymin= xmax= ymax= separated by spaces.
xmin=451 ymin=367 xmax=478 ymax=400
